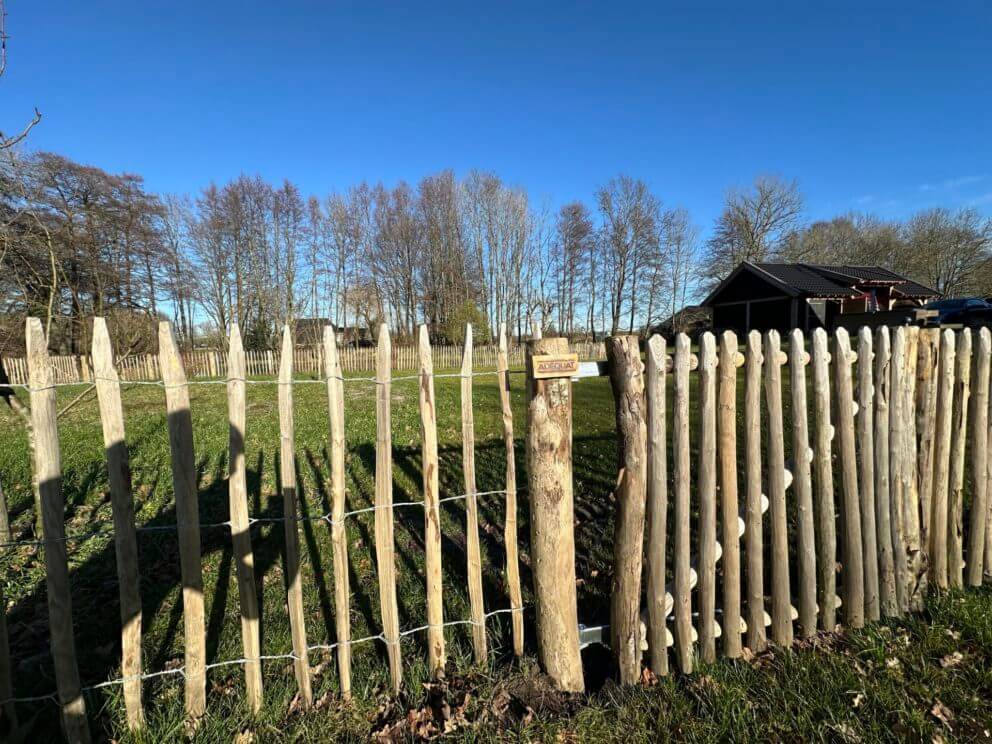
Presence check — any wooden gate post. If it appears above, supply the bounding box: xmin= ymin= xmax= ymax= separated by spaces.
xmin=526 ymin=337 xmax=584 ymax=692
xmin=606 ymin=335 xmax=647 ymax=684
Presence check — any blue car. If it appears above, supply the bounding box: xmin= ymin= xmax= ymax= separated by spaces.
xmin=924 ymin=297 xmax=992 ymax=327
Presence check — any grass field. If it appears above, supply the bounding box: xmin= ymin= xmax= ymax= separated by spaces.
xmin=1 ymin=365 xmax=991 ymax=741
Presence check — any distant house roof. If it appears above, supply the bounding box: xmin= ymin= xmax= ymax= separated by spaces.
xmin=703 ymin=261 xmax=939 ymax=305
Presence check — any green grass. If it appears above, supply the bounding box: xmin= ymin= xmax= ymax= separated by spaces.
xmin=0 ymin=365 xmax=991 ymax=741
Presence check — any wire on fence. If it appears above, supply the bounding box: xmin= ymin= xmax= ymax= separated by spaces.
xmin=0 ymin=607 xmax=526 ymax=708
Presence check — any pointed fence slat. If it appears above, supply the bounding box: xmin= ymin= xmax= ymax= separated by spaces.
xmin=696 ymin=333 xmax=718 ymax=663
xmin=889 ymin=327 xmax=909 ymax=614
xmin=226 ymin=324 xmax=263 ymax=711
xmin=916 ymin=330 xmax=939 ymax=564
xmin=645 ymin=335 xmax=669 ymax=674
xmin=874 ymin=327 xmax=897 ymax=616
xmin=857 ymin=327 xmax=880 ymax=622
xmin=948 ymin=329 xmax=971 ymax=587
xmin=903 ymin=328 xmax=925 ymax=610
xmin=375 ymin=325 xmax=403 ymax=692
xmin=278 ymin=326 xmax=313 ymax=707
xmin=497 ymin=325 xmax=524 ymax=656
xmin=931 ymin=329 xmax=955 ymax=588
xmin=158 ymin=321 xmax=206 ymax=718
xmin=718 ymin=331 xmax=742 ymax=658
xmin=968 ymin=328 xmax=991 ymax=586
xmin=92 ymin=318 xmax=144 ymax=729
xmin=744 ymin=331 xmax=766 ymax=652
xmin=323 ymin=326 xmax=352 ymax=698
xmin=673 ymin=334 xmax=694 ymax=671
xmin=764 ymin=331 xmax=792 ymax=646
xmin=811 ymin=328 xmax=838 ymax=630
xmin=460 ymin=325 xmax=487 ymax=663
xmin=789 ymin=330 xmax=816 ymax=636
xmin=26 ymin=319 xmax=90 ymax=743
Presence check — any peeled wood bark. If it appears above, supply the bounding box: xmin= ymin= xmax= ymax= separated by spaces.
xmin=645 ymin=335 xmax=668 ymax=675
xmin=857 ymin=327 xmax=880 ymax=622
xmin=889 ymin=327 xmax=909 ymax=614
xmin=278 ymin=326 xmax=313 ymax=706
xmin=606 ymin=335 xmax=647 ymax=683
xmin=696 ymin=333 xmax=718 ymax=662
xmin=460 ymin=325 xmax=487 ymax=663
xmin=718 ymin=331 xmax=742 ymax=658
xmin=744 ymin=331 xmax=766 ymax=652
xmin=789 ymin=330 xmax=816 ymax=636
xmin=874 ymin=327 xmax=897 ymax=615
xmin=903 ymin=328 xmax=925 ymax=610
xmin=323 ymin=326 xmax=352 ymax=698
xmin=526 ymin=336 xmax=583 ymax=692
xmin=916 ymin=330 xmax=939 ymax=560
xmin=497 ymin=325 xmax=524 ymax=655
xmin=92 ymin=318 xmax=145 ymax=728
xmin=375 ymin=325 xmax=403 ymax=692
xmin=930 ymin=329 xmax=955 ymax=589
xmin=968 ymin=328 xmax=991 ymax=586
xmin=764 ymin=331 xmax=792 ymax=646
xmin=158 ymin=321 xmax=206 ymax=719
xmin=26 ymin=319 xmax=90 ymax=743
xmin=834 ymin=328 xmax=865 ymax=629
xmin=811 ymin=328 xmax=838 ymax=630
xmin=948 ymin=329 xmax=971 ymax=588
xmin=673 ymin=334 xmax=694 ymax=671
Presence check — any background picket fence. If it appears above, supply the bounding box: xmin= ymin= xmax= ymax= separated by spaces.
xmin=1 ymin=320 xmax=990 ymax=741
xmin=0 ymin=340 xmax=607 ymax=384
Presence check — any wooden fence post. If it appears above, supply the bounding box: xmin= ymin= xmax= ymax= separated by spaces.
xmin=764 ymin=330 xmax=792 ymax=646
xmin=874 ymin=327 xmax=897 ymax=615
xmin=645 ymin=335 xmax=668 ymax=675
xmin=673 ymin=334 xmax=694 ymax=671
xmin=460 ymin=325 xmax=487 ymax=663
xmin=323 ymin=326 xmax=352 ymax=698
xmin=718 ymin=331 xmax=742 ymax=658
xmin=744 ymin=331 xmax=766 ymax=653
xmin=525 ymin=336 xmax=583 ymax=692
xmin=606 ymin=335 xmax=648 ymax=683
xmin=931 ymin=329 xmax=955 ymax=588
xmin=92 ymin=318 xmax=145 ymax=729
xmin=418 ymin=325 xmax=446 ymax=677
xmin=278 ymin=326 xmax=313 ymax=706
xmin=889 ymin=326 xmax=909 ymax=614
xmin=26 ymin=319 xmax=90 ymax=743
xmin=916 ymin=330 xmax=939 ymax=568
xmin=811 ymin=328 xmax=838 ymax=630
xmin=226 ymin=324 xmax=263 ymax=711
xmin=695 ymin=333 xmax=718 ymax=663
xmin=857 ymin=327 xmax=880 ymax=622
xmin=158 ymin=321 xmax=206 ymax=719
xmin=948 ymin=329 xmax=971 ymax=587
xmin=968 ymin=328 xmax=991 ymax=586
xmin=904 ymin=328 xmax=925 ymax=611
xmin=375 ymin=325 xmax=403 ymax=692
xmin=834 ymin=328 xmax=865 ymax=628
xmin=497 ymin=325 xmax=524 ymax=657
xmin=789 ymin=329 xmax=817 ymax=636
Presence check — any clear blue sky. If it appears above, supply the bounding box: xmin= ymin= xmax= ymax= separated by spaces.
xmin=2 ymin=1 xmax=990 ymax=233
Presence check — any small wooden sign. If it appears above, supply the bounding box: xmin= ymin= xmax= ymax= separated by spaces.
xmin=532 ymin=353 xmax=580 ymax=379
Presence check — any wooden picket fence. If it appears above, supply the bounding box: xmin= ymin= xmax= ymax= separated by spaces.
xmin=0 ymin=341 xmax=607 ymax=384
xmin=1 ymin=319 xmax=991 ymax=741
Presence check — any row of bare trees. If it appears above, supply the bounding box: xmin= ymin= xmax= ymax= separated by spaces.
xmin=3 ymin=149 xmax=991 ymax=355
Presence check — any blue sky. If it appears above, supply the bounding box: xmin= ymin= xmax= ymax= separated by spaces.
xmin=2 ymin=1 xmax=990 ymax=233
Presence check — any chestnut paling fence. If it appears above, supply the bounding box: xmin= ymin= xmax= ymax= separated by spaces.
xmin=0 ymin=318 xmax=990 ymax=741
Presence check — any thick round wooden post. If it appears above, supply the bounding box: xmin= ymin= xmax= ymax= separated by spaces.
xmin=764 ymin=330 xmax=792 ymax=646
xmin=606 ymin=335 xmax=647 ymax=684
xmin=948 ymin=329 xmax=971 ymax=588
xmin=967 ymin=328 xmax=991 ymax=586
xmin=811 ymin=328 xmax=838 ymax=630
xmin=672 ymin=334 xmax=694 ymax=671
xmin=645 ymin=335 xmax=668 ymax=675
xmin=718 ymin=331 xmax=742 ymax=658
xmin=696 ymin=333 xmax=718 ymax=663
xmin=526 ymin=337 xmax=584 ymax=692
xmin=857 ymin=327 xmax=880 ymax=622
xmin=903 ymin=328 xmax=925 ymax=611
xmin=744 ymin=331 xmax=766 ymax=653
xmin=789 ymin=329 xmax=816 ymax=636
xmin=931 ymin=329 xmax=955 ymax=588
xmin=889 ymin=327 xmax=909 ymax=614
xmin=874 ymin=327 xmax=897 ymax=615
xmin=834 ymin=328 xmax=864 ymax=628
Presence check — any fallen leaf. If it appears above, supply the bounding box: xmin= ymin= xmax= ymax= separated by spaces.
xmin=940 ymin=652 xmax=963 ymax=668
xmin=852 ymin=692 xmax=865 ymax=708
xmin=930 ymin=700 xmax=954 ymax=730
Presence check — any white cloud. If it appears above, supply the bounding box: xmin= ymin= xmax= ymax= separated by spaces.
xmin=919 ymin=174 xmax=987 ymax=192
